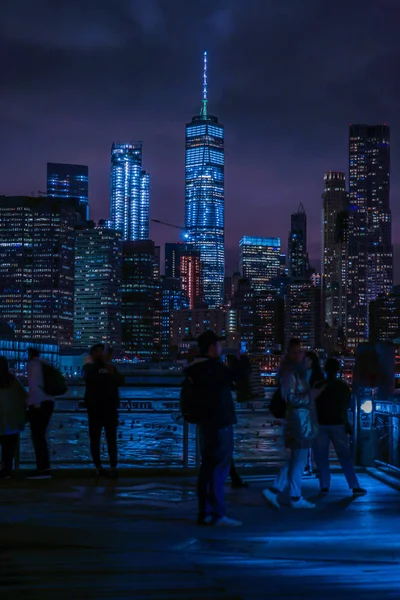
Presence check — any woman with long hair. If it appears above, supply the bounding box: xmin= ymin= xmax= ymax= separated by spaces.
xmin=0 ymin=356 xmax=28 ymax=478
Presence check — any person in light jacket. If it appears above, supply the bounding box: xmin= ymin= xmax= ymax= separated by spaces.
xmin=263 ymin=339 xmax=325 ymax=509
xmin=27 ymin=348 xmax=54 ymax=479
xmin=0 ymin=356 xmax=27 ymax=478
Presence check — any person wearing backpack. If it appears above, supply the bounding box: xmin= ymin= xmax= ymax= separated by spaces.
xmin=27 ymin=348 xmax=55 ymax=479
xmin=83 ymin=344 xmax=123 ymax=479
xmin=0 ymin=356 xmax=28 ymax=478
xmin=182 ymin=330 xmax=249 ymax=527
xmin=263 ymin=339 xmax=325 ymax=509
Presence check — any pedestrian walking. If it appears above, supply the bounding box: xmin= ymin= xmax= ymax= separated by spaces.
xmin=313 ymin=358 xmax=367 ymax=496
xmin=83 ymin=344 xmax=123 ymax=479
xmin=0 ymin=357 xmax=28 ymax=478
xmin=304 ymin=351 xmax=325 ymax=477
xmin=27 ymin=348 xmax=55 ymax=479
xmin=181 ymin=330 xmax=249 ymax=527
xmin=263 ymin=339 xmax=324 ymax=509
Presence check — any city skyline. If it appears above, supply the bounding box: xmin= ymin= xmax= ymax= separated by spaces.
xmin=2 ymin=2 xmax=400 ymax=279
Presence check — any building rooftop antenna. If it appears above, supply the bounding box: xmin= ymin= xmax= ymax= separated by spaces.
xmin=200 ymin=50 xmax=208 ymax=118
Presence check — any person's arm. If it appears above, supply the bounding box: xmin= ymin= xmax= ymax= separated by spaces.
xmin=281 ymin=370 xmax=310 ymax=408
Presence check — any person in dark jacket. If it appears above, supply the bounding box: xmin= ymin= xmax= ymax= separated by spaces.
xmin=304 ymin=351 xmax=325 ymax=476
xmin=83 ymin=344 xmax=123 ymax=478
xmin=186 ymin=330 xmax=249 ymax=527
xmin=313 ymin=358 xmax=366 ymax=496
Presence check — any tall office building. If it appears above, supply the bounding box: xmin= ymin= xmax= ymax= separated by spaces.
xmin=160 ymin=277 xmax=189 ymax=356
xmin=254 ymin=291 xmax=285 ymax=353
xmin=165 ymin=242 xmax=196 ymax=279
xmin=322 ymin=171 xmax=349 ymax=329
xmin=239 ymin=236 xmax=281 ymax=292
xmin=288 ymin=204 xmax=309 ymax=278
xmin=347 ymin=125 xmax=393 ymax=348
xmin=180 ymin=249 xmax=202 ymax=309
xmin=369 ymin=293 xmax=400 ymax=343
xmin=185 ymin=52 xmax=224 ymax=308
xmin=47 ymin=163 xmax=89 ymax=219
xmin=0 ymin=196 xmax=76 ymax=347
xmin=121 ymin=240 xmax=156 ymax=356
xmin=110 ymin=143 xmax=150 ymax=241
xmin=74 ymin=222 xmax=122 ymax=349
xmin=285 ymin=279 xmax=322 ymax=350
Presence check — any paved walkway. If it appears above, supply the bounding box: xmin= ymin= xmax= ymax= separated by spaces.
xmin=1 ymin=472 xmax=400 ymax=599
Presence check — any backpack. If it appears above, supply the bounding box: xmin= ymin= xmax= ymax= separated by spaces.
xmin=179 ymin=375 xmax=204 ymax=424
xmin=269 ymin=387 xmax=286 ymax=419
xmin=41 ymin=362 xmax=68 ymax=397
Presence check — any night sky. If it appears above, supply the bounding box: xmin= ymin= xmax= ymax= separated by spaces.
xmin=1 ymin=1 xmax=400 ymax=279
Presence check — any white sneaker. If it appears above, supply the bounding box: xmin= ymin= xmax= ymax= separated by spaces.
xmin=262 ymin=488 xmax=280 ymax=510
xmin=291 ymin=497 xmax=316 ymax=509
xmin=213 ymin=516 xmax=243 ymax=527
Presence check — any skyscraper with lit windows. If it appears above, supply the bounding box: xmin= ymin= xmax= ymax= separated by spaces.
xmin=185 ymin=52 xmax=224 ymax=308
xmin=288 ymin=204 xmax=309 ymax=278
xmin=347 ymin=125 xmax=392 ymax=349
xmin=110 ymin=142 xmax=150 ymax=241
xmin=47 ymin=163 xmax=89 ymax=219
xmin=239 ymin=236 xmax=281 ymax=292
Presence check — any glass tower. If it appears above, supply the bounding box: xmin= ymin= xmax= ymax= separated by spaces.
xmin=47 ymin=163 xmax=89 ymax=219
xmin=347 ymin=125 xmax=393 ymax=348
xmin=110 ymin=143 xmax=150 ymax=241
xmin=239 ymin=236 xmax=281 ymax=292
xmin=185 ymin=52 xmax=224 ymax=308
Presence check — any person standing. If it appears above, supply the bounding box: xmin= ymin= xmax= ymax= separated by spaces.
xmin=313 ymin=358 xmax=367 ymax=496
xmin=0 ymin=357 xmax=28 ymax=478
xmin=263 ymin=339 xmax=324 ymax=509
xmin=183 ymin=331 xmax=249 ymax=527
xmin=304 ymin=351 xmax=325 ymax=477
xmin=27 ymin=348 xmax=54 ymax=479
xmin=83 ymin=344 xmax=123 ymax=479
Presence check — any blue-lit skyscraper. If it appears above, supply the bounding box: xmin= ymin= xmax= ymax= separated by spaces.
xmin=185 ymin=52 xmax=224 ymax=308
xmin=110 ymin=142 xmax=150 ymax=241
xmin=239 ymin=236 xmax=281 ymax=292
xmin=47 ymin=163 xmax=89 ymax=219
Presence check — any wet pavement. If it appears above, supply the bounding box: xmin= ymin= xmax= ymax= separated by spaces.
xmin=1 ymin=471 xmax=400 ymax=599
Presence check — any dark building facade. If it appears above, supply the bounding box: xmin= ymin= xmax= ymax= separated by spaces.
xmin=287 ymin=203 xmax=309 ymax=278
xmin=0 ymin=195 xmax=76 ymax=347
xmin=347 ymin=124 xmax=393 ymax=349
xmin=254 ymin=292 xmax=285 ymax=353
xmin=285 ymin=279 xmax=322 ymax=350
xmin=369 ymin=293 xmax=400 ymax=343
xmin=74 ymin=222 xmax=122 ymax=349
xmin=121 ymin=240 xmax=156 ymax=357
xmin=322 ymin=171 xmax=349 ymax=330
xmin=161 ymin=277 xmax=189 ymax=356
xmin=47 ymin=163 xmax=89 ymax=220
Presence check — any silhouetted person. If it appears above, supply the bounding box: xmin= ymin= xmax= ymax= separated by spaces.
xmin=313 ymin=358 xmax=366 ymax=496
xmin=0 ymin=357 xmax=27 ymax=478
xmin=304 ymin=351 xmax=325 ymax=476
xmin=263 ymin=339 xmax=324 ymax=509
xmin=27 ymin=348 xmax=54 ymax=479
xmin=83 ymin=344 xmax=123 ymax=479
xmin=185 ymin=331 xmax=249 ymax=527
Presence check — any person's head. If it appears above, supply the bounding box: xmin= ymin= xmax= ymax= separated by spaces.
xmin=286 ymin=338 xmax=304 ymax=365
xmin=0 ymin=356 xmax=11 ymax=387
xmin=28 ymin=347 xmax=40 ymax=361
xmin=90 ymin=344 xmax=105 ymax=362
xmin=197 ymin=330 xmax=224 ymax=358
xmin=325 ymin=358 xmax=341 ymax=378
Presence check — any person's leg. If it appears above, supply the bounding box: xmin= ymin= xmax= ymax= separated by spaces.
xmin=288 ymin=449 xmax=309 ymax=499
xmin=29 ymin=406 xmax=42 ymax=470
xmin=38 ymin=400 xmax=54 ymax=471
xmin=87 ymin=412 xmax=103 ymax=470
xmin=197 ymin=426 xmax=214 ymax=522
xmin=0 ymin=434 xmax=19 ymax=474
xmin=104 ymin=413 xmax=118 ymax=469
xmin=230 ymin=458 xmax=248 ymax=488
xmin=313 ymin=426 xmax=332 ymax=490
xmin=208 ymin=426 xmax=234 ymax=520
xmin=273 ymin=457 xmax=290 ymax=493
xmin=330 ymin=425 xmax=360 ymax=490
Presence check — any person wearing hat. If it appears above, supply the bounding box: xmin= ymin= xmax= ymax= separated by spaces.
xmin=185 ymin=330 xmax=249 ymax=527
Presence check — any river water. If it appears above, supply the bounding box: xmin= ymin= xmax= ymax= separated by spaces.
xmin=19 ymin=386 xmax=286 ymax=468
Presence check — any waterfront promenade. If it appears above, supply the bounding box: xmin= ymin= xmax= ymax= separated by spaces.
xmin=2 ymin=470 xmax=400 ymax=599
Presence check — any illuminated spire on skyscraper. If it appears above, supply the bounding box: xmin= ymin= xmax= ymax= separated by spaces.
xmin=200 ymin=50 xmax=208 ymax=118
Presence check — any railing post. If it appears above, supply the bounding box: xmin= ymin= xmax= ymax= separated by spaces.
xmin=196 ymin=425 xmax=201 ymax=469
xmin=183 ymin=420 xmax=189 ymax=468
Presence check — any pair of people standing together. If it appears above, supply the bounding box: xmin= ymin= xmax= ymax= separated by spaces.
xmin=264 ymin=339 xmax=366 ymax=509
